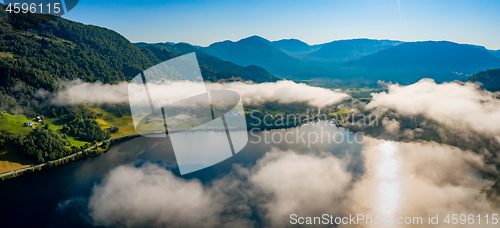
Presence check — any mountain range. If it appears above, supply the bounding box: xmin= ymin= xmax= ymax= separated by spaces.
xmin=198 ymin=35 xmax=500 ymax=84
xmin=2 ymin=1 xmax=500 ymax=95
xmin=344 ymin=41 xmax=500 ymax=83
xmin=135 ymin=42 xmax=277 ymax=83
xmin=306 ymin=38 xmax=403 ymax=62
xmin=201 ymin=36 xmax=303 ymax=76
xmin=0 ymin=4 xmax=278 ymax=109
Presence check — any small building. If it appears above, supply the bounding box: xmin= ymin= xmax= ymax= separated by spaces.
xmin=36 ymin=116 xmax=43 ymax=122
xmin=24 ymin=122 xmax=33 ymax=127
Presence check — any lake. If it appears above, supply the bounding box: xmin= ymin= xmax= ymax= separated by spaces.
xmin=0 ymin=122 xmax=363 ymax=227
xmin=0 ymin=122 xmax=492 ymax=227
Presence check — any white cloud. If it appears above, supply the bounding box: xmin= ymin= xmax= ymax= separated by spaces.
xmin=381 ymin=117 xmax=400 ymax=134
xmin=209 ymin=80 xmax=349 ymax=107
xmin=345 ymin=138 xmax=496 ymax=227
xmin=367 ymin=79 xmax=500 ymax=136
xmin=45 ymin=80 xmax=348 ymax=107
xmin=88 ymin=164 xmax=228 ymax=228
xmin=87 ymin=140 xmax=496 ymax=227
xmin=248 ymin=150 xmax=352 ymax=226
xmin=87 ymin=149 xmax=352 ymax=228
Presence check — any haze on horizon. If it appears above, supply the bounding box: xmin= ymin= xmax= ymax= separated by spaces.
xmin=1 ymin=0 xmax=491 ymax=50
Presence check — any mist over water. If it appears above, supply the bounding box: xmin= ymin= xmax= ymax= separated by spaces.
xmin=42 ymin=80 xmax=349 ymax=107
xmin=0 ymin=123 xmax=494 ymax=227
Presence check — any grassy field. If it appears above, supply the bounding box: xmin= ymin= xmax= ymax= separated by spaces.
xmin=333 ymin=88 xmax=385 ymax=99
xmin=341 ymin=88 xmax=379 ymax=93
xmin=328 ymin=107 xmax=353 ymax=124
xmin=43 ymin=118 xmax=89 ymax=147
xmin=0 ymin=107 xmax=142 ymax=174
xmin=265 ymin=110 xmax=286 ymax=116
xmin=67 ymin=137 xmax=89 ymax=147
xmin=0 ymin=112 xmax=38 ymax=173
xmin=329 ymin=107 xmax=353 ymax=116
xmin=43 ymin=118 xmax=66 ymax=131
xmin=0 ymin=112 xmax=37 ymax=134
xmin=1 ymin=109 xmax=137 ymax=139
xmin=343 ymin=97 xmax=372 ymax=101
xmin=0 ymin=146 xmax=32 ymax=174
xmin=93 ymin=109 xmax=136 ymax=137
xmin=0 ymin=52 xmax=14 ymax=59
xmin=0 ymin=112 xmax=94 ymax=172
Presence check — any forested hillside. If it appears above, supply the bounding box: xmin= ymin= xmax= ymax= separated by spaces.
xmin=0 ymin=5 xmax=278 ymax=165
xmin=0 ymin=4 xmax=278 ymax=113
xmin=467 ymin=68 xmax=500 ymax=91
xmin=0 ymin=6 xmax=158 ymax=97
xmin=137 ymin=42 xmax=279 ymax=83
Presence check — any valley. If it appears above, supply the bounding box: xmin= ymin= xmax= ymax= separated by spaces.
xmin=1 ymin=1 xmax=500 ymax=227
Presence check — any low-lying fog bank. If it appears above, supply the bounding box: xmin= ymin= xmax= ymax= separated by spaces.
xmin=85 ymin=138 xmax=497 ymax=228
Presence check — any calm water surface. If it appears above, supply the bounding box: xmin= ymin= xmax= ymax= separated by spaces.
xmin=0 ymin=123 xmax=369 ymax=227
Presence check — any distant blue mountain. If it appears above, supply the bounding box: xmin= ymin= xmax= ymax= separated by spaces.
xmin=195 ymin=36 xmax=500 ymax=84
xmin=348 ymin=41 xmax=500 ymax=69
xmin=200 ymin=36 xmax=408 ymax=77
xmin=134 ymin=42 xmax=279 ymax=83
xmin=201 ymin=36 xmax=302 ymax=76
xmin=272 ymin=39 xmax=314 ymax=53
xmin=342 ymin=41 xmax=500 ymax=83
xmin=490 ymin=50 xmax=500 ymax=59
xmin=307 ymin=38 xmax=404 ymax=62
xmin=467 ymin=44 xmax=500 ymax=59
xmin=270 ymin=38 xmax=323 ymax=59
xmin=160 ymin=41 xmax=202 ymax=49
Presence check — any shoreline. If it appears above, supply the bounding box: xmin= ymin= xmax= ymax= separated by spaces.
xmin=0 ymin=117 xmax=333 ymax=182
xmin=0 ymin=134 xmax=140 ymax=181
xmin=0 ymin=126 xmax=292 ymax=181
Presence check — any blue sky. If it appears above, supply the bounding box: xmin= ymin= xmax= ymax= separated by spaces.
xmin=4 ymin=0 xmax=500 ymax=49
